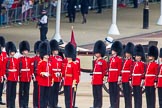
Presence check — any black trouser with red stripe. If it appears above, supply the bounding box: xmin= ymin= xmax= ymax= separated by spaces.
xmin=158 ymin=87 xmax=162 ymax=108
xmin=73 ymin=84 xmax=78 ymax=107
xmin=6 ymin=81 xmax=17 ymax=108
xmin=38 ymin=86 xmax=50 ymax=108
xmin=19 ymin=82 xmax=30 ymax=108
xmin=145 ymin=86 xmax=156 ymax=108
xmin=0 ymin=81 xmax=4 ymax=103
xmin=122 ymin=82 xmax=132 ymax=108
xmin=33 ymin=81 xmax=38 ymax=108
xmin=133 ymin=86 xmax=142 ymax=108
xmin=49 ymin=82 xmax=60 ymax=108
xmin=109 ymin=82 xmax=119 ymax=108
xmin=64 ymin=85 xmax=73 ymax=108
xmin=92 ymin=84 xmax=102 ymax=108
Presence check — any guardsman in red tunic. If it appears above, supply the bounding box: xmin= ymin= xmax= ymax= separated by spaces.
xmin=62 ymin=42 xmax=78 ymax=108
xmin=157 ymin=48 xmax=162 ymax=108
xmin=38 ymin=41 xmax=53 ymax=108
xmin=121 ymin=42 xmax=134 ymax=108
xmin=18 ymin=41 xmax=33 ymax=108
xmin=132 ymin=44 xmax=145 ymax=108
xmin=108 ymin=41 xmax=123 ymax=108
xmin=49 ymin=39 xmax=63 ymax=108
xmin=90 ymin=40 xmax=107 ymax=108
xmin=0 ymin=36 xmax=6 ymax=105
xmin=31 ymin=41 xmax=42 ymax=108
xmin=4 ymin=41 xmax=18 ymax=108
xmin=145 ymin=45 xmax=158 ymax=108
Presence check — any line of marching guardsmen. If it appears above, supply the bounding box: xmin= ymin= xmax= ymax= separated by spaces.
xmin=0 ymin=36 xmax=80 ymax=108
xmin=1 ymin=34 xmax=162 ymax=108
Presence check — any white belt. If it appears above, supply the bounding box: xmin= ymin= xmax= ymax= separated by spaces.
xmin=21 ymin=69 xmax=30 ymax=71
xmin=132 ymin=74 xmax=142 ymax=76
xmin=145 ymin=74 xmax=156 ymax=77
xmin=109 ymin=68 xmax=118 ymax=71
xmin=8 ymin=69 xmax=17 ymax=72
xmin=93 ymin=72 xmax=102 ymax=74
xmin=158 ymin=75 xmax=162 ymax=78
xmin=52 ymin=69 xmax=61 ymax=71
xmin=121 ymin=70 xmax=130 ymax=73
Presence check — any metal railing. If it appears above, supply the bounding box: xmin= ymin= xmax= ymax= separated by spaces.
xmin=0 ymin=0 xmax=159 ymax=27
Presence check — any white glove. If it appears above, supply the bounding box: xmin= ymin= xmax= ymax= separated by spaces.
xmin=55 ymin=72 xmax=61 ymax=77
xmin=88 ymin=6 xmax=91 ymax=9
xmin=140 ymin=79 xmax=144 ymax=87
xmin=44 ymin=72 xmax=50 ymax=77
xmin=78 ymin=5 xmax=81 ymax=8
xmin=74 ymin=5 xmax=77 ymax=9
xmin=118 ymin=76 xmax=122 ymax=84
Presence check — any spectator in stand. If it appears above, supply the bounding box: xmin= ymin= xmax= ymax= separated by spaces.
xmin=9 ymin=0 xmax=20 ymax=23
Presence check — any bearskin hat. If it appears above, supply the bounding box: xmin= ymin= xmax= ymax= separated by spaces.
xmin=50 ymin=39 xmax=59 ymax=52
xmin=0 ymin=36 xmax=5 ymax=47
xmin=39 ymin=41 xmax=51 ymax=59
xmin=160 ymin=48 xmax=162 ymax=58
xmin=148 ymin=45 xmax=158 ymax=60
xmin=124 ymin=42 xmax=134 ymax=55
xmin=111 ymin=41 xmax=123 ymax=56
xmin=5 ymin=41 xmax=17 ymax=56
xmin=34 ymin=41 xmax=42 ymax=54
xmin=134 ymin=44 xmax=146 ymax=62
xmin=93 ymin=40 xmax=106 ymax=57
xmin=19 ymin=40 xmax=30 ymax=54
xmin=65 ymin=42 xmax=76 ymax=60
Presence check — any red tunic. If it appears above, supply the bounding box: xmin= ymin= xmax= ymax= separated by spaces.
xmin=157 ymin=64 xmax=162 ymax=87
xmin=92 ymin=59 xmax=107 ymax=85
xmin=0 ymin=56 xmax=3 ymax=81
xmin=121 ymin=59 xmax=134 ymax=82
xmin=49 ymin=55 xmax=63 ymax=82
xmin=144 ymin=61 xmax=158 ymax=86
xmin=74 ymin=58 xmax=81 ymax=83
xmin=62 ymin=60 xmax=78 ymax=86
xmin=108 ymin=56 xmax=122 ymax=82
xmin=3 ymin=57 xmax=19 ymax=81
xmin=37 ymin=60 xmax=52 ymax=87
xmin=18 ymin=56 xmax=33 ymax=82
xmin=31 ymin=55 xmax=41 ymax=81
xmin=0 ymin=51 xmax=7 ymax=77
xmin=132 ymin=61 xmax=145 ymax=86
